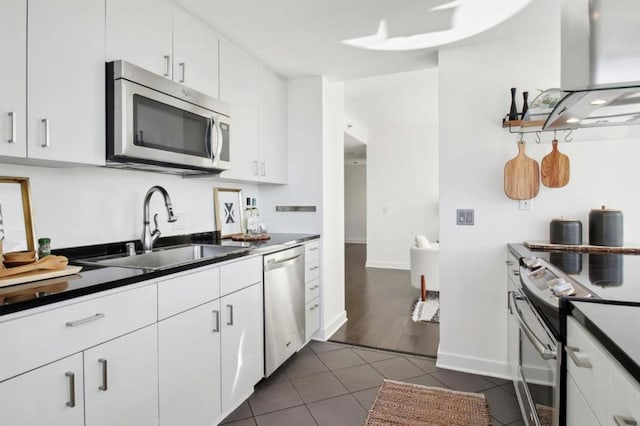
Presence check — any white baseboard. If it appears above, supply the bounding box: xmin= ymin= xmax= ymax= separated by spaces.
xmin=345 ymin=239 xmax=366 ymax=244
xmin=365 ymin=260 xmax=410 ymax=270
xmin=313 ymin=310 xmax=347 ymax=341
xmin=436 ymin=350 xmax=511 ymax=380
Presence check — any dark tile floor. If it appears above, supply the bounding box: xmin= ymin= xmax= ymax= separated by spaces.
xmin=329 ymin=243 xmax=440 ymax=357
xmin=220 ymin=340 xmax=524 ymax=426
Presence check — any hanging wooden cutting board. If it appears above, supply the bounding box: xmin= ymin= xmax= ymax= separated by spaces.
xmin=504 ymin=141 xmax=540 ymax=200
xmin=541 ymin=139 xmax=570 ymax=188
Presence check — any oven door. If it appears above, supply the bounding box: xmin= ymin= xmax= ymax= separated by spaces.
xmin=510 ymin=290 xmax=561 ymax=426
xmin=111 ymin=78 xmax=226 ymax=171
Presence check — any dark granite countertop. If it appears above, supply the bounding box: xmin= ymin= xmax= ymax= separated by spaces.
xmin=0 ymin=233 xmax=319 ymax=317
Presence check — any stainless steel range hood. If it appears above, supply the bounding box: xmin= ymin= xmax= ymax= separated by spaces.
xmin=544 ymin=0 xmax=640 ymax=130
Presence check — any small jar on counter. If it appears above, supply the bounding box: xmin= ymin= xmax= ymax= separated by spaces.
xmin=38 ymin=237 xmax=51 ymax=258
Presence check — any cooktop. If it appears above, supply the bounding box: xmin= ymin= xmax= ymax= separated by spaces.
xmin=509 ymin=243 xmax=640 ymax=304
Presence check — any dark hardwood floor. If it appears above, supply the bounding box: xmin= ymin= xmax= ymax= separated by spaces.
xmin=329 ymin=243 xmax=440 ymax=357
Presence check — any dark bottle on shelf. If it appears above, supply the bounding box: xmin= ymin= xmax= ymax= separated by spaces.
xmin=508 ymin=88 xmax=518 ymax=121
xmin=521 ymin=91 xmax=529 ymax=120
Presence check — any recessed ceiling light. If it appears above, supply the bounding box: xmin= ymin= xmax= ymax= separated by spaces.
xmin=589 ymin=99 xmax=607 ymax=105
xmin=566 ymin=118 xmax=580 ymax=123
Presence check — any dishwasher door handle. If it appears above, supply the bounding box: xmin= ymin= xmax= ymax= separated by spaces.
xmin=264 ymin=254 xmax=303 ymax=271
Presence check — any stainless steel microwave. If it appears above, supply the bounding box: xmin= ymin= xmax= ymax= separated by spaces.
xmin=106 ymin=60 xmax=231 ymax=175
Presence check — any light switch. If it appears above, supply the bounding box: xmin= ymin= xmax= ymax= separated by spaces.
xmin=456 ymin=209 xmax=474 ymax=225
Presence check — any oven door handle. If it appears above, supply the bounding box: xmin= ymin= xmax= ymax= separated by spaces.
xmin=510 ymin=291 xmax=557 ymax=360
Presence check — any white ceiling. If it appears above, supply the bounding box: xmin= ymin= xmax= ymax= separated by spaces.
xmin=174 ymin=0 xmax=534 ymax=81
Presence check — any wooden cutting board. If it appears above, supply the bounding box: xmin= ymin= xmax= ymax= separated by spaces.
xmin=525 ymin=241 xmax=640 ymax=254
xmin=541 ymin=139 xmax=570 ymax=188
xmin=0 ymin=266 xmax=82 ymax=288
xmin=504 ymin=141 xmax=540 ymax=200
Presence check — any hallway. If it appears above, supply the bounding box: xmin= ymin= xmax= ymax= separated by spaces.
xmin=329 ymin=244 xmax=440 ymax=357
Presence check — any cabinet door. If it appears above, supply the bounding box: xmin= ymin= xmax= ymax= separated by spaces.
xmin=221 ymin=282 xmax=264 ymax=412
xmin=566 ymin=373 xmax=599 ymax=426
xmin=84 ymin=325 xmax=158 ymax=426
xmin=608 ymin=355 xmax=640 ymax=426
xmin=258 ymin=66 xmax=288 ymax=184
xmin=159 ymin=299 xmax=222 ymax=426
xmin=0 ymin=0 xmax=26 ymax=158
xmin=106 ymin=0 xmax=173 ymax=79
xmin=173 ymin=6 xmax=219 ymax=98
xmin=27 ymin=0 xmax=105 ymax=165
xmin=0 ymin=353 xmax=84 ymax=426
xmin=219 ymin=40 xmax=259 ymax=181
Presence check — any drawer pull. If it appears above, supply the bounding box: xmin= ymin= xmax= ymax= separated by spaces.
xmin=566 ymin=346 xmax=592 ymax=368
xmin=66 ymin=313 xmax=105 ymax=327
xmin=98 ymin=358 xmax=108 ymax=391
xmin=309 ymin=266 xmax=319 ymax=271
xmin=65 ymin=372 xmax=76 ymax=407
xmin=310 ymin=304 xmax=319 ymax=311
xmin=512 ymin=269 xmax=520 ymax=276
xmin=308 ymin=247 xmax=319 ymax=251
xmin=310 ymin=285 xmax=319 ymax=290
xmin=226 ymin=304 xmax=234 ymax=326
xmin=614 ymin=415 xmax=637 ymax=426
xmin=212 ymin=310 xmax=220 ymax=333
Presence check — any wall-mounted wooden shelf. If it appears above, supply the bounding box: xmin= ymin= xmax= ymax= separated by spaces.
xmin=502 ymin=119 xmax=545 ymax=128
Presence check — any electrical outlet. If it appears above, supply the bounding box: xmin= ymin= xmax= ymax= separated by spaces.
xmin=171 ymin=212 xmax=187 ymax=231
xmin=519 ymin=200 xmax=532 ymax=210
xmin=456 ymin=209 xmax=474 ymax=225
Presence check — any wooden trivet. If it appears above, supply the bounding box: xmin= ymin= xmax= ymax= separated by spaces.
xmin=231 ymin=234 xmax=271 ymax=242
xmin=525 ymin=241 xmax=640 ymax=254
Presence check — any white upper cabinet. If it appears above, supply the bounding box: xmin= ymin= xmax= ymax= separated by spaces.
xmin=27 ymin=0 xmax=105 ymax=165
xmin=106 ymin=0 xmax=219 ymax=98
xmin=219 ymin=41 xmax=288 ymax=184
xmin=106 ymin=0 xmax=173 ymax=79
xmin=0 ymin=0 xmax=26 ymax=159
xmin=219 ymin=39 xmax=260 ymax=181
xmin=258 ymin=66 xmax=288 ymax=184
xmin=173 ymin=6 xmax=219 ymax=98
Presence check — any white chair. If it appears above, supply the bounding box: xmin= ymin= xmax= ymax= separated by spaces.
xmin=410 ymin=239 xmax=439 ymax=296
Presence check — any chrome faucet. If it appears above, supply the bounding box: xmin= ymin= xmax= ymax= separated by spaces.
xmin=141 ymin=186 xmax=177 ymax=253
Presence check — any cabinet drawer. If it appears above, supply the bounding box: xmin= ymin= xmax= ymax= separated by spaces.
xmin=506 ymin=252 xmax=520 ymax=286
xmin=158 ymin=266 xmax=220 ymax=320
xmin=305 ymin=241 xmax=320 ymax=262
xmin=566 ymin=316 xmax=610 ymax=424
xmin=305 ymin=298 xmax=320 ymax=340
xmin=609 ymin=359 xmax=640 ymax=426
xmin=566 ymin=373 xmax=600 ymax=426
xmin=0 ymin=284 xmax=157 ymax=382
xmin=220 ymin=256 xmax=262 ymax=296
xmin=305 ymin=279 xmax=320 ymax=303
xmin=306 ymin=260 xmax=320 ymax=283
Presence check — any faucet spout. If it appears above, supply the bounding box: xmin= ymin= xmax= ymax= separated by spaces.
xmin=141 ymin=185 xmax=177 ymax=253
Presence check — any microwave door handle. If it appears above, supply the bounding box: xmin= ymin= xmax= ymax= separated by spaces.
xmin=214 ymin=119 xmax=223 ymax=164
xmin=205 ymin=117 xmax=214 ymax=161
xmin=509 ymin=291 xmax=557 ymax=360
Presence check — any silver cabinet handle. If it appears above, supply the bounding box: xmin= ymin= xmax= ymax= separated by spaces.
xmin=65 ymin=372 xmax=76 ymax=407
xmin=614 ymin=415 xmax=638 ymax=426
xmin=512 ymin=269 xmax=520 ymax=276
xmin=566 ymin=346 xmax=593 ymax=368
xmin=253 ymin=160 xmax=259 ymax=176
xmin=41 ymin=118 xmax=50 ymax=148
xmin=510 ymin=292 xmax=556 ymax=360
xmin=163 ymin=55 xmax=171 ymax=77
xmin=310 ymin=285 xmax=319 ymax=290
xmin=66 ymin=313 xmax=105 ymax=327
xmin=7 ymin=112 xmax=16 ymax=143
xmin=506 ymin=260 xmax=515 ymax=265
xmin=310 ymin=304 xmax=319 ymax=311
xmin=309 ymin=266 xmax=319 ymax=271
xmin=308 ymin=247 xmax=319 ymax=251
xmin=98 ymin=358 xmax=108 ymax=391
xmin=212 ymin=310 xmax=220 ymax=332
xmin=260 ymin=162 xmax=266 ymax=176
xmin=179 ymin=62 xmax=186 ymax=83
xmin=226 ymin=304 xmax=234 ymax=326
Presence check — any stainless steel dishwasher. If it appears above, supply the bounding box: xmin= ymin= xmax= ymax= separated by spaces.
xmin=263 ymin=245 xmax=305 ymax=376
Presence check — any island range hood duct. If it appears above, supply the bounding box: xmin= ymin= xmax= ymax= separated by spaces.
xmin=544 ymin=0 xmax=640 ymax=130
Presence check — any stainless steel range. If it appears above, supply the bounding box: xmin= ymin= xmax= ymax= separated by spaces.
xmin=507 ymin=252 xmax=596 ymax=426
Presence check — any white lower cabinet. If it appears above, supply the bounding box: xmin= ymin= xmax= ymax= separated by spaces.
xmin=0 ymin=353 xmax=85 ymax=426
xmin=84 ymin=325 xmax=158 ymax=426
xmin=159 ymin=299 xmax=221 ymax=426
xmin=566 ymin=373 xmax=599 ymax=426
xmin=221 ymin=281 xmax=264 ymax=413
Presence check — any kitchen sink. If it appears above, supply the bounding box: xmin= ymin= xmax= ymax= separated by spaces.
xmin=75 ymin=244 xmax=249 ymax=271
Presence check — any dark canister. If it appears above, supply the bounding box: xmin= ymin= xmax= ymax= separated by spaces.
xmin=549 ymin=218 xmax=582 ymax=245
xmin=589 ymin=206 xmax=623 ymax=247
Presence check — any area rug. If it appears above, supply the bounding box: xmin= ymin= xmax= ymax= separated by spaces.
xmin=412 ymin=291 xmax=440 ymax=323
xmin=364 ymin=380 xmax=492 ymax=426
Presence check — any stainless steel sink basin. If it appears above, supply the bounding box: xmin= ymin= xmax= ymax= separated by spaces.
xmin=75 ymin=244 xmax=249 ymax=271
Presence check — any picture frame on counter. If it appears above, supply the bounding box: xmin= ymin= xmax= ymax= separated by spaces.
xmin=0 ymin=176 xmax=36 ymax=252
xmin=213 ymin=187 xmax=245 ymax=238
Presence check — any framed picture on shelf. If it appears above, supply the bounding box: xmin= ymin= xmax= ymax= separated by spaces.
xmin=213 ymin=187 xmax=245 ymax=238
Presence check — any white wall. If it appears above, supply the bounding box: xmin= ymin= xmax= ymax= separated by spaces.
xmin=344 ymin=164 xmax=366 ymax=243
xmin=437 ymin=0 xmax=640 ymax=377
xmin=345 ymin=68 xmax=439 ymax=270
xmin=0 ymin=163 xmax=258 ymax=249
